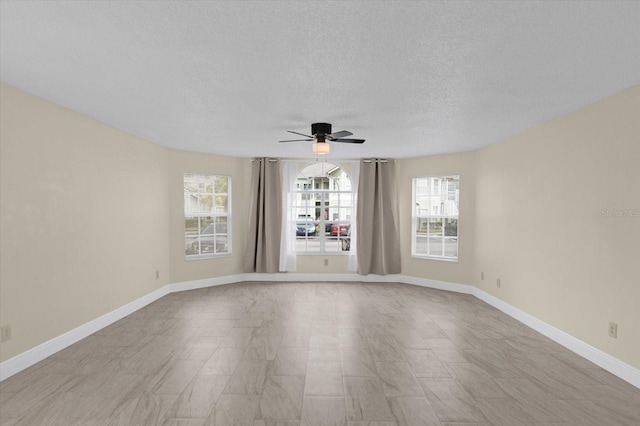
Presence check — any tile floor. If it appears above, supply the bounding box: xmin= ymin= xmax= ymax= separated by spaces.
xmin=0 ymin=281 xmax=638 ymax=425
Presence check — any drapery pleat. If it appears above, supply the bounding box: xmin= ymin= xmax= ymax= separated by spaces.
xmin=356 ymin=159 xmax=401 ymax=275
xmin=348 ymin=160 xmax=360 ymax=272
xmin=279 ymin=160 xmax=298 ymax=272
xmin=243 ymin=158 xmax=282 ymax=273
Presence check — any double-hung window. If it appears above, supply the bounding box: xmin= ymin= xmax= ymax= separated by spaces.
xmin=184 ymin=173 xmax=231 ymax=258
xmin=412 ymin=175 xmax=459 ymax=260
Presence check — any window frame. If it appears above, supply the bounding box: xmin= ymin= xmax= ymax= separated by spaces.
xmin=183 ymin=173 xmax=232 ymax=260
xmin=292 ymin=163 xmax=354 ymax=256
xmin=412 ymin=174 xmax=460 ymax=262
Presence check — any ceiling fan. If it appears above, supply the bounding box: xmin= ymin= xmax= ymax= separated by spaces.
xmin=279 ymin=123 xmax=365 ymax=154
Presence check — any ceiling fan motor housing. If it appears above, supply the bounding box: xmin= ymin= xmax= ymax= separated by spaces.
xmin=311 ymin=122 xmax=332 ymax=138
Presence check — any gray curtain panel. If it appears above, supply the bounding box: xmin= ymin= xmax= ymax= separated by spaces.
xmin=356 ymin=159 xmax=401 ymax=275
xmin=243 ymin=158 xmax=282 ymax=273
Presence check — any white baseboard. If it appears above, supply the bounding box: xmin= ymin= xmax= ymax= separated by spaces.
xmin=472 ymin=288 xmax=640 ymax=389
xmin=2 ymin=273 xmax=638 ymax=389
xmin=0 ymin=285 xmax=169 ymax=381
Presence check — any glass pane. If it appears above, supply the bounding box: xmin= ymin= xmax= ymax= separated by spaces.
xmin=339 ymin=193 xmax=353 ymax=206
xmin=198 ymin=194 xmax=214 ymax=214
xmin=415 ymin=195 xmax=430 ymax=215
xmin=184 ymin=173 xmax=198 ymax=190
xmin=428 ymin=218 xmax=443 ymax=236
xmin=415 ymin=235 xmax=428 ymax=256
xmin=198 ymin=175 xmax=214 ymax=194
xmin=214 ymin=235 xmax=229 ymax=254
xmin=305 ymin=236 xmax=320 ymax=252
xmin=415 ymin=218 xmax=428 ymax=236
xmin=215 ymin=176 xmax=229 ymax=194
xmin=215 ymin=195 xmax=228 ymax=213
xmin=329 ymin=223 xmax=350 ymax=237
xmin=444 ymin=238 xmax=458 ymax=258
xmin=444 ymin=218 xmax=458 ymax=237
xmin=185 ymin=218 xmax=199 ymax=255
xmin=325 ymin=237 xmax=340 ymax=252
xmin=428 ymin=236 xmax=444 ymax=257
xmin=214 ymin=216 xmax=228 ymax=234
xmin=296 ymin=238 xmax=307 ymax=251
xmin=415 ymin=178 xmax=429 ymax=196
xmin=295 ymin=217 xmax=317 ymax=237
xmin=338 ymin=208 xmax=353 ymax=221
xmin=339 ymin=236 xmax=351 ymax=252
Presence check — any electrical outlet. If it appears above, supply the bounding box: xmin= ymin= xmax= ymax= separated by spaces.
xmin=323 ymin=258 xmax=329 ymax=266
xmin=497 ymin=278 xmax=501 ymax=288
xmin=481 ymin=272 xmax=484 ymax=280
xmin=1 ymin=325 xmax=11 ymax=343
xmin=608 ymin=322 xmax=617 ymax=339
xmin=156 ymin=270 xmax=160 ymax=280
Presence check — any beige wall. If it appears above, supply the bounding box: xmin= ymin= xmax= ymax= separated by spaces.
xmin=473 ymin=86 xmax=640 ymax=368
xmin=167 ymin=149 xmax=249 ymax=283
xmin=2 ymin=82 xmax=638 ymax=371
xmin=397 ymin=152 xmax=476 ymax=285
xmin=0 ymin=84 xmax=170 ymax=362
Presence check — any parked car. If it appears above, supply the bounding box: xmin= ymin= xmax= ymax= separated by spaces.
xmin=330 ymin=223 xmax=350 ymax=236
xmin=186 ymin=223 xmax=227 ymax=255
xmin=296 ymin=218 xmax=316 ymax=236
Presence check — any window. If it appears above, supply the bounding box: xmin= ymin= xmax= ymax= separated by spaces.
xmin=184 ymin=173 xmax=231 ymax=258
xmin=291 ymin=162 xmax=354 ymax=254
xmin=413 ymin=175 xmax=459 ymax=260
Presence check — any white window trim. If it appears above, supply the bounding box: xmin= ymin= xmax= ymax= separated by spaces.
xmin=291 ymin=162 xmax=356 ymax=256
xmin=184 ymin=173 xmax=232 ymax=260
xmin=411 ymin=174 xmax=460 ymax=262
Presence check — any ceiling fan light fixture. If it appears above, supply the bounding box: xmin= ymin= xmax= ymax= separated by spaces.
xmin=312 ymin=142 xmax=330 ymax=155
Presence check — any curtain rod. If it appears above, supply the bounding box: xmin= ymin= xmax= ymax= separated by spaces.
xmin=362 ymin=159 xmax=389 ymax=163
xmin=252 ymin=158 xmax=390 ymax=163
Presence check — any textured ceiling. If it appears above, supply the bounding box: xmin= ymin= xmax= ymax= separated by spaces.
xmin=1 ymin=1 xmax=639 ymax=159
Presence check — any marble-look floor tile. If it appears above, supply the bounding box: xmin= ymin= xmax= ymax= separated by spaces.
xmin=108 ymin=393 xmax=177 ymax=425
xmin=300 ymin=396 xmax=346 ymax=426
xmin=151 ymin=359 xmax=207 ymax=395
xmin=167 ymin=374 xmax=229 ymax=419
xmin=200 ymin=346 xmax=245 ymax=375
xmin=387 ymin=396 xmax=441 ymax=425
xmin=212 ymin=394 xmax=261 ymax=426
xmin=367 ymin=338 xmax=405 ymax=362
xmin=304 ymin=362 xmax=343 ymax=396
xmin=403 ymin=349 xmax=450 ymax=378
xmin=419 ymin=378 xmax=486 ymax=423
xmin=343 ymin=377 xmax=395 ymax=422
xmin=220 ymin=328 xmax=256 ymax=349
xmin=163 ymin=419 xmax=207 ymax=426
xmin=268 ymin=347 xmax=309 ymax=377
xmin=281 ymin=328 xmax=311 ymax=348
xmin=2 ymin=282 xmax=637 ymax=426
xmin=341 ymin=346 xmax=378 ymax=378
xmin=374 ymin=362 xmax=423 ymax=397
xmin=223 ymin=360 xmax=268 ymax=395
xmin=472 ymin=397 xmax=537 ymax=425
xmin=445 ymin=363 xmax=508 ymax=399
xmin=308 ymin=347 xmax=341 ymax=363
xmin=259 ymin=376 xmax=305 ymax=421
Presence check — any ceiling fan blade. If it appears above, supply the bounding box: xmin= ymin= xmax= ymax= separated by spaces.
xmin=279 ymin=138 xmax=314 ymax=143
xmin=327 ymin=130 xmax=353 ymax=139
xmin=287 ymin=130 xmax=315 ymax=138
xmin=332 ymin=138 xmax=365 ymax=144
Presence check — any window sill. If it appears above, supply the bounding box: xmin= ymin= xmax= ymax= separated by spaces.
xmin=185 ymin=253 xmax=232 ymax=261
xmin=411 ymin=254 xmax=458 ymax=263
xmin=296 ymin=252 xmax=350 ymax=256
